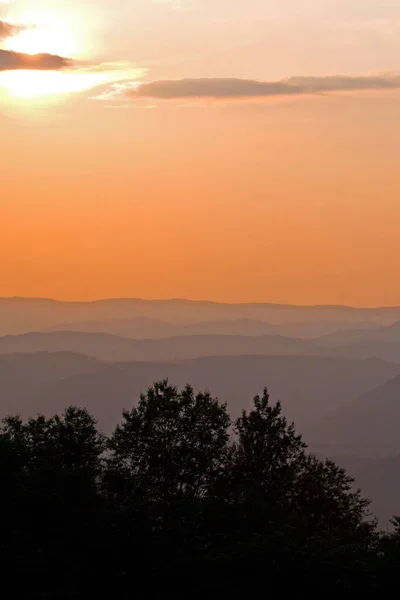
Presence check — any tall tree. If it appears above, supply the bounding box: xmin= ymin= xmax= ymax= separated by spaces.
xmin=231 ymin=388 xmax=372 ymax=526
xmin=105 ymin=380 xmax=231 ymax=520
xmin=223 ymin=388 xmax=377 ymax=589
xmin=232 ymin=387 xmax=307 ymax=504
xmin=103 ymin=380 xmax=232 ymax=589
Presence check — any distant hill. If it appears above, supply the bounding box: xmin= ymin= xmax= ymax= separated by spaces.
xmin=0 ymin=352 xmax=100 ymax=417
xmin=332 ymin=341 xmax=400 ymax=364
xmin=0 ymin=331 xmax=323 ymax=362
xmin=377 ymin=320 xmax=400 ymax=339
xmin=317 ymin=326 xmax=382 ymax=347
xmin=317 ymin=321 xmax=400 ymax=363
xmin=334 ymin=454 xmax=400 ymax=528
xmin=309 ymin=374 xmax=400 ymax=457
xmin=2 ymin=297 xmax=400 ymax=336
xmin=320 ymin=320 xmax=400 ymax=347
xmin=10 ymin=327 xmax=400 ymax=365
xmin=43 ymin=317 xmax=283 ymax=339
xmin=42 ymin=317 xmax=383 ymax=340
xmin=0 ymin=353 xmax=397 ymax=436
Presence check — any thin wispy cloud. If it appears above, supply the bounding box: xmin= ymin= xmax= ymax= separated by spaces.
xmin=108 ymin=74 xmax=400 ymax=102
xmin=91 ymin=79 xmax=143 ymax=101
xmin=133 ymin=78 xmax=303 ymax=99
xmin=0 ymin=20 xmax=28 ymax=40
xmin=288 ymin=74 xmax=400 ymax=92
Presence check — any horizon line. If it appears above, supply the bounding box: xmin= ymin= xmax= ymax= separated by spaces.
xmin=2 ymin=296 xmax=400 ymax=311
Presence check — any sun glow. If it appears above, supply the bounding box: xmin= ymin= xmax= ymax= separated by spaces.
xmin=0 ymin=64 xmax=145 ymax=99
xmin=0 ymin=9 xmax=142 ymax=100
xmin=0 ymin=70 xmax=104 ymax=98
xmin=0 ymin=9 xmax=82 ymax=98
xmin=4 ymin=10 xmax=77 ymax=58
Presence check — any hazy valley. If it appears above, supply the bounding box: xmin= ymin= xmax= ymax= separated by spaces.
xmin=2 ymin=297 xmax=400 ymax=526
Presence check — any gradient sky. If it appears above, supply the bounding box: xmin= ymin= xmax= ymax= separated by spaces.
xmin=2 ymin=0 xmax=400 ymax=305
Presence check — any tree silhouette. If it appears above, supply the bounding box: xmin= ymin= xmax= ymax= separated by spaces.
xmin=232 ymin=388 xmax=307 ymax=503
xmin=195 ymin=388 xmax=377 ymax=590
xmin=0 ymin=380 xmax=398 ymax=595
xmin=105 ymin=380 xmax=230 ymax=520
xmin=0 ymin=407 xmax=105 ymax=595
xmin=232 ymin=389 xmax=372 ymax=530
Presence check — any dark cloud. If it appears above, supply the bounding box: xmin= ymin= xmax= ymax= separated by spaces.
xmin=0 ymin=20 xmax=28 ymax=40
xmin=129 ymin=74 xmax=400 ymax=100
xmin=132 ymin=78 xmax=303 ymax=99
xmin=287 ymin=75 xmax=400 ymax=92
xmin=0 ymin=49 xmax=73 ymax=72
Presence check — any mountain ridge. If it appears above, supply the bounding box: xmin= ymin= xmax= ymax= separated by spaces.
xmin=3 ymin=296 xmax=400 ymax=311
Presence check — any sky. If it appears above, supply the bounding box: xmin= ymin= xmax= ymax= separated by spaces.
xmin=2 ymin=0 xmax=400 ymax=306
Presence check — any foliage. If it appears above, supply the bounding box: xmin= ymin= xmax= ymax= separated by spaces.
xmin=105 ymin=380 xmax=230 ymax=514
xmin=0 ymin=380 xmax=398 ymax=595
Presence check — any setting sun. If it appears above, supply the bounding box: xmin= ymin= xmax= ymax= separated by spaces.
xmin=4 ymin=10 xmax=77 ymax=57
xmin=0 ymin=9 xmax=81 ymax=98
xmin=0 ymin=9 xmax=142 ymax=99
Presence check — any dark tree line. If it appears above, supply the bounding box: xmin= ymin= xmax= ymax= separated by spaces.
xmin=1 ymin=380 xmax=399 ymax=597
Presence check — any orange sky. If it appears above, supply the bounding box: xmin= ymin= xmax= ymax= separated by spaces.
xmin=2 ymin=1 xmax=400 ymax=305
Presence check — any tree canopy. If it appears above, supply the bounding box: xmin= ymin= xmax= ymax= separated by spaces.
xmin=0 ymin=380 xmax=398 ymax=596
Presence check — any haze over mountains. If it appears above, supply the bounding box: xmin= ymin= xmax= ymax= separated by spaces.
xmin=3 ymin=297 xmax=400 ymax=336
xmin=43 ymin=317 xmax=377 ymax=340
xmin=3 ymin=296 xmax=400 ymax=524
xmin=2 ymin=352 xmax=397 ymax=432
xmin=5 ymin=325 xmax=400 ymax=364
xmin=310 ymin=374 xmax=400 ymax=458
xmin=0 ymin=331 xmax=323 ymax=362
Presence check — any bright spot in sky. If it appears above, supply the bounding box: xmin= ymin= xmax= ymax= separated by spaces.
xmin=0 ymin=70 xmax=105 ymax=98
xmin=0 ymin=9 xmax=142 ymax=100
xmin=0 ymin=65 xmax=144 ymax=99
xmin=4 ymin=10 xmax=77 ymax=57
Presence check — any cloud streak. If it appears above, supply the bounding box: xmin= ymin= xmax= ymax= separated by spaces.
xmin=288 ymin=75 xmax=400 ymax=92
xmin=0 ymin=20 xmax=27 ymax=40
xmin=123 ymin=74 xmax=400 ymax=101
xmin=132 ymin=78 xmax=303 ymax=99
xmin=0 ymin=49 xmax=73 ymax=72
